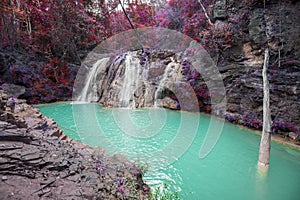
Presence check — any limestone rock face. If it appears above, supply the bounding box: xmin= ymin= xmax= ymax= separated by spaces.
xmin=94 ymin=50 xmax=184 ymax=109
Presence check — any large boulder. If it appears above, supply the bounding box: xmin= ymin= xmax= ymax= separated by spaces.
xmin=0 ymin=84 xmax=25 ymax=98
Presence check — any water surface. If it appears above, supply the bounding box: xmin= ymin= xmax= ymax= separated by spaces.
xmin=39 ymin=103 xmax=300 ymax=200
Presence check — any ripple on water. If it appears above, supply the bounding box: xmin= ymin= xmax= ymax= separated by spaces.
xmin=39 ymin=103 xmax=300 ymax=200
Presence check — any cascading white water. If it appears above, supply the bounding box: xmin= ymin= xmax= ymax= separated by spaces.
xmin=77 ymin=57 xmax=110 ymax=102
xmin=119 ymin=54 xmax=142 ymax=107
xmin=76 ymin=51 xmax=182 ymax=108
xmin=153 ymin=58 xmax=181 ymax=107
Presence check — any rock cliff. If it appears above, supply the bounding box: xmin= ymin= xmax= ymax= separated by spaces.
xmin=210 ymin=0 xmax=300 ymax=134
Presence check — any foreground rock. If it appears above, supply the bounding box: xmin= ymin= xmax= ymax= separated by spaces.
xmin=0 ymin=90 xmax=150 ymax=199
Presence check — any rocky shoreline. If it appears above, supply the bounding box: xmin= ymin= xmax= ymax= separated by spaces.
xmin=0 ymin=89 xmax=150 ymax=199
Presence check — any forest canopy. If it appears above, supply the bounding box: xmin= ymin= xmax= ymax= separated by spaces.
xmin=0 ymin=0 xmax=217 ymax=63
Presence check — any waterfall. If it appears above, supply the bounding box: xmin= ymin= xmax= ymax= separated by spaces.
xmin=119 ymin=54 xmax=142 ymax=107
xmin=77 ymin=57 xmax=110 ymax=102
xmin=153 ymin=58 xmax=180 ymax=107
xmin=75 ymin=50 xmax=183 ymax=108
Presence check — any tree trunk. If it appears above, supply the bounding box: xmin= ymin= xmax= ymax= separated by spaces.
xmin=258 ymin=48 xmax=271 ymax=173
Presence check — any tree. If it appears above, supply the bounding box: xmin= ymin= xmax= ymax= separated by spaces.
xmin=155 ymin=0 xmax=213 ymax=39
xmin=258 ymin=47 xmax=271 ymax=173
xmin=0 ymin=0 xmax=107 ymax=62
xmin=258 ymin=0 xmax=271 ymax=173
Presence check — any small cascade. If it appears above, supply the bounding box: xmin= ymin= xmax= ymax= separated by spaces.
xmin=153 ymin=58 xmax=180 ymax=107
xmin=119 ymin=54 xmax=142 ymax=107
xmin=77 ymin=57 xmax=110 ymax=102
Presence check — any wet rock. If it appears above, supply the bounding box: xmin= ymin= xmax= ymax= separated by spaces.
xmin=94 ymin=50 xmax=183 ymax=108
xmin=219 ymin=0 xmax=300 ymax=130
xmin=0 ymin=54 xmax=78 ymax=104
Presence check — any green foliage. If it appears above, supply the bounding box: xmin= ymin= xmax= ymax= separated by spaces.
xmin=149 ymin=183 xmax=183 ymax=200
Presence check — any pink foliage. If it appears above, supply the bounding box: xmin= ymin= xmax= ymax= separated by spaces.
xmin=0 ymin=0 xmax=219 ymax=59
xmin=155 ymin=0 xmax=213 ymax=39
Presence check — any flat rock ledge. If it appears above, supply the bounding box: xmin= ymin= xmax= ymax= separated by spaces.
xmin=0 ymin=89 xmax=150 ymax=199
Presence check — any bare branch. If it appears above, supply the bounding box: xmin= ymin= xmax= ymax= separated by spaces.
xmin=198 ymin=0 xmax=213 ymax=25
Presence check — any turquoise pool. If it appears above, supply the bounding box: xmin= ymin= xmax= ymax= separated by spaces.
xmin=38 ymin=103 xmax=300 ymax=200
